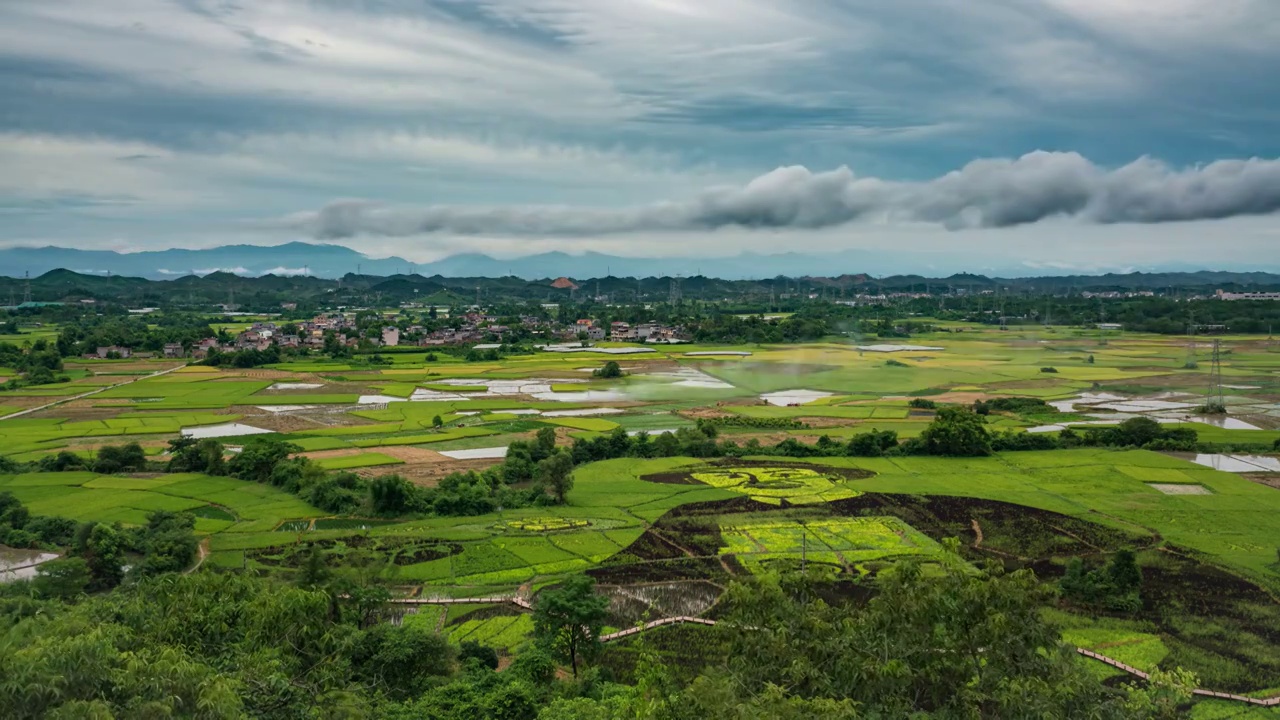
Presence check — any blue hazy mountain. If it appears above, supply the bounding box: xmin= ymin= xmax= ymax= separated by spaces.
xmin=0 ymin=242 xmax=1275 ymax=280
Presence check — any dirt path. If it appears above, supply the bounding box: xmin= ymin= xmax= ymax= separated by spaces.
xmin=0 ymin=363 xmax=188 ymax=421
xmin=185 ymin=538 xmax=210 ymax=574
xmin=970 ymin=519 xmax=984 ymax=548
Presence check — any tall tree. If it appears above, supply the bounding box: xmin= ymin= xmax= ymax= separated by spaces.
xmin=919 ymin=406 xmax=992 ymax=456
xmin=536 ymin=449 xmax=575 ymax=504
xmin=532 ymin=575 xmax=609 ymax=679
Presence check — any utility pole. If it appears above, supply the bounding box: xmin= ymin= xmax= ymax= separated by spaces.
xmin=1205 ymin=339 xmax=1225 ymax=413
xmin=1185 ymin=310 xmax=1198 ymax=369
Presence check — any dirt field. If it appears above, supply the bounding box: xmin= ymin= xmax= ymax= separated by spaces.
xmin=297 ymin=445 xmax=504 ymax=486
xmin=366 ymin=457 xmax=503 ymax=485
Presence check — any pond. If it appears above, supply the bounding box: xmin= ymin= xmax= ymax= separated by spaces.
xmin=0 ymin=546 xmax=60 ymax=584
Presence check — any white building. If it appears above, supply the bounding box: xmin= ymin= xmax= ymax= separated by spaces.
xmin=1217 ymin=290 xmax=1280 ymax=301
xmin=381 ymin=327 xmax=401 ymax=347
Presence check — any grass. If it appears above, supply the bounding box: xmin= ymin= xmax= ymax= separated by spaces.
xmin=800 ymin=450 xmax=1280 ymax=587
xmin=539 ymin=417 xmax=621 ymax=432
xmin=314 ymin=453 xmax=404 ymax=470
xmin=0 ymin=471 xmax=322 ymax=534
xmin=1061 ymin=627 xmax=1170 ymax=671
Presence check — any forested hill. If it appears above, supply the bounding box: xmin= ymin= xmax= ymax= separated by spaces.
xmin=2 ymin=267 xmax=1279 ymax=309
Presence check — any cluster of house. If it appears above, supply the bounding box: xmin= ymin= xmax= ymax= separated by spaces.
xmin=84 ymin=313 xmax=693 ymax=360
xmin=1080 ymin=291 xmax=1156 ymax=299
xmin=416 ymin=312 xmax=514 ymax=346
xmin=183 ymin=317 xmax=382 ymax=358
xmin=575 ymin=320 xmax=690 ymax=343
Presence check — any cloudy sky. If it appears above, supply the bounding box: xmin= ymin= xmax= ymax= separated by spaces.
xmin=2 ymin=0 xmax=1279 ymax=274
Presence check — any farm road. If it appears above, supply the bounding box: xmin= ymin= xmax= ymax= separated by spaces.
xmin=0 ymin=363 xmax=187 ymax=421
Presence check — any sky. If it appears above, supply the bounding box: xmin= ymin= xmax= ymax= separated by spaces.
xmin=2 ymin=0 xmax=1279 ymax=274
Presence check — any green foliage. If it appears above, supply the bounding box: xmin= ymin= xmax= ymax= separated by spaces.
xmin=0 ymin=573 xmax=360 ymax=718
xmin=200 ymin=344 xmax=281 ymax=368
xmin=0 ymin=492 xmax=86 ymax=548
xmin=533 ymin=575 xmax=609 ymax=679
xmin=459 ymin=640 xmax=500 ymax=671
xmin=1079 ymin=417 xmax=1199 ymax=452
xmin=348 ymin=622 xmax=454 ymax=700
xmin=1123 ymin=667 xmax=1199 ymax=720
xmin=370 ymin=474 xmax=417 ymax=515
xmin=908 ymin=398 xmax=937 ymax=409
xmin=228 ymin=436 xmax=300 ymax=483
xmin=305 ymin=471 xmax=368 ymax=514
xmin=990 ymin=429 xmax=1060 ymax=452
xmin=706 ymin=564 xmax=1143 ymax=718
xmin=295 ymin=543 xmax=330 ymax=589
xmin=1061 ymin=549 xmax=1143 ymax=612
xmin=33 ymin=557 xmax=90 ymax=599
xmin=91 ymin=442 xmax=147 ymax=474
xmin=537 ymin=450 xmax=576 ymax=504
xmin=593 ymin=361 xmax=623 ymax=379
xmin=166 ymin=436 xmax=226 ymax=475
xmin=845 ymin=429 xmax=899 ymax=457
xmin=78 ymin=522 xmax=126 ymax=591
xmin=136 ymin=510 xmax=199 ymax=576
xmin=984 ymin=397 xmax=1051 ymax=413
xmin=918 ymin=406 xmax=993 ymax=456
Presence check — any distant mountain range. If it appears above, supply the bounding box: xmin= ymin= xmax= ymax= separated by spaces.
xmin=0 ymin=242 xmax=1278 ymax=282
xmin=0 ymin=242 xmax=889 ymax=280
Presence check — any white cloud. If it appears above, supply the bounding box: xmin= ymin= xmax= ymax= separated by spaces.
xmin=0 ymin=0 xmax=630 ymax=121
xmin=1 ymin=0 xmax=1278 ymax=268
xmin=292 ymin=151 xmax=1280 ymax=238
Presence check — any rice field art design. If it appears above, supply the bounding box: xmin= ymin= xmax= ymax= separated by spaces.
xmin=499 ymin=517 xmax=592 ymax=532
xmin=689 ymin=466 xmax=864 ymax=505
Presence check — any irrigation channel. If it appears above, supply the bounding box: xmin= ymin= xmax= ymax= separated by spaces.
xmin=391 ymin=596 xmax=1280 ymax=707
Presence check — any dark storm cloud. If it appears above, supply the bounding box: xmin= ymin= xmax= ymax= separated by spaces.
xmin=297 ymin=151 xmax=1280 ymax=238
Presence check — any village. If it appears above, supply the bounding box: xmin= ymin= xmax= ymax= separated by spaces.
xmin=81 ymin=311 xmax=693 ymax=360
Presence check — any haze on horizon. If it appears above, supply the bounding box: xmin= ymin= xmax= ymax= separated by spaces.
xmin=2 ymin=0 xmax=1279 ymax=275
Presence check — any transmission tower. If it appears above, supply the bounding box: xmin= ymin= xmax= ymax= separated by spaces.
xmin=1205 ymin=339 xmax=1225 ymax=414
xmin=22 ymin=272 xmax=32 ymax=304
xmin=668 ymin=276 xmax=682 ymax=305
